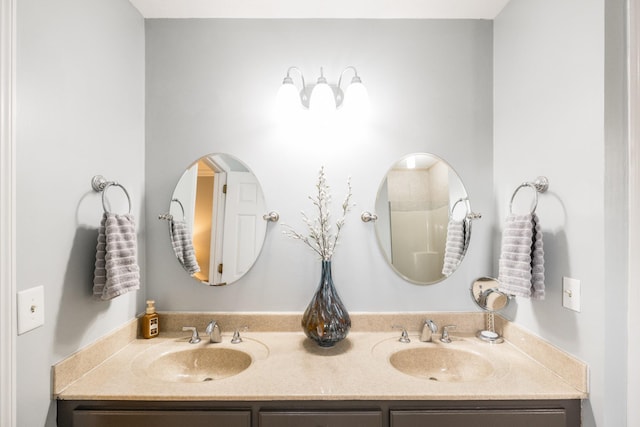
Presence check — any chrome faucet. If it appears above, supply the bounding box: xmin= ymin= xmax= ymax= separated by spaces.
xmin=440 ymin=325 xmax=457 ymax=343
xmin=420 ymin=319 xmax=438 ymax=342
xmin=205 ymin=320 xmax=222 ymax=343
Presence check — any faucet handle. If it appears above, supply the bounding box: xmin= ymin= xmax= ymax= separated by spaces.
xmin=440 ymin=325 xmax=457 ymax=343
xmin=182 ymin=326 xmax=201 ymax=344
xmin=231 ymin=326 xmax=249 ymax=344
xmin=392 ymin=325 xmax=411 ymax=343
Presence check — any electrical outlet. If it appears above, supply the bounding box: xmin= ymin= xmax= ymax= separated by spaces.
xmin=17 ymin=286 xmax=45 ymax=335
xmin=562 ymin=277 xmax=581 ymax=312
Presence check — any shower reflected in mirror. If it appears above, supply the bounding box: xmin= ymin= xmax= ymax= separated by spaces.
xmin=370 ymin=153 xmax=477 ymax=285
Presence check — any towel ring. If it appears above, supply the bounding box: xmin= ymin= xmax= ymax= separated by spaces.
xmin=171 ymin=198 xmax=185 ymax=221
xmin=91 ymin=175 xmax=132 ymax=214
xmin=450 ymin=198 xmax=482 ymax=221
xmin=101 ymin=182 xmax=132 ymax=214
xmin=451 ymin=198 xmax=469 ymax=219
xmin=509 ymin=176 xmax=549 ymax=214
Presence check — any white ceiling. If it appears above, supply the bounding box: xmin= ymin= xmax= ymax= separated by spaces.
xmin=128 ymin=0 xmax=512 ymax=19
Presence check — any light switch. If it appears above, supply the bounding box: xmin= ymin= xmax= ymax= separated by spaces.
xmin=562 ymin=277 xmax=581 ymax=312
xmin=17 ymin=286 xmax=45 ymax=335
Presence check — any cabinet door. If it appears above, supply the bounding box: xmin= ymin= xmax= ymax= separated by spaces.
xmin=391 ymin=409 xmax=567 ymax=427
xmin=260 ymin=410 xmax=382 ymax=427
xmin=72 ymin=409 xmax=251 ymax=427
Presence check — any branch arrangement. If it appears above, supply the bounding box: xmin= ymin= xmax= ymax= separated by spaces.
xmin=282 ymin=167 xmax=353 ymax=261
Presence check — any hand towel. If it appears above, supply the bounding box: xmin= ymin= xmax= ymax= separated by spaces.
xmin=442 ymin=218 xmax=467 ymax=277
xmin=497 ymin=213 xmax=545 ymax=299
xmin=170 ymin=219 xmax=200 ymax=276
xmin=93 ymin=212 xmax=140 ymax=300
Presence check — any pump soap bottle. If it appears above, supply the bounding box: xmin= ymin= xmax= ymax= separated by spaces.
xmin=142 ymin=300 xmax=159 ymax=339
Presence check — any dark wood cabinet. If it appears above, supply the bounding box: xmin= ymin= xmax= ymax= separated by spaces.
xmin=391 ymin=409 xmax=568 ymax=427
xmin=71 ymin=409 xmax=250 ymax=427
xmin=57 ymin=399 xmax=581 ymax=427
xmin=259 ymin=410 xmax=382 ymax=427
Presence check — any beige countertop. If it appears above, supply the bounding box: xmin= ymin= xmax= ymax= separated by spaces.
xmin=53 ymin=312 xmax=588 ymax=402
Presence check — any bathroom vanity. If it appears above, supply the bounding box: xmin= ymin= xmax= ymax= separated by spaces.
xmin=54 ymin=313 xmax=587 ymax=427
xmin=57 ymin=398 xmax=580 ymax=427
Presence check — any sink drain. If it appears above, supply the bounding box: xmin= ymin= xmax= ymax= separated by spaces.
xmin=202 ymin=377 xmax=213 ymax=382
xmin=428 ymin=377 xmax=439 ymax=381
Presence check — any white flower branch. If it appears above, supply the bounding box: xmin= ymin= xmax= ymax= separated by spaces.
xmin=282 ymin=167 xmax=353 ymax=261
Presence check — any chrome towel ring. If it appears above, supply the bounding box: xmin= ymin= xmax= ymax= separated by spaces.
xmin=509 ymin=176 xmax=549 ymax=214
xmin=91 ymin=175 xmax=132 ymax=214
xmin=171 ymin=198 xmax=185 ymax=221
xmin=451 ymin=197 xmax=483 ymax=221
xmin=451 ymin=197 xmax=469 ymax=217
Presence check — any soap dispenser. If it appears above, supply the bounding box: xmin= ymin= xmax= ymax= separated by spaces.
xmin=142 ymin=300 xmax=159 ymax=339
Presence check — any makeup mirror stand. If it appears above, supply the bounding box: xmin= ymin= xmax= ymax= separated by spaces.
xmin=470 ymin=277 xmax=510 ymax=344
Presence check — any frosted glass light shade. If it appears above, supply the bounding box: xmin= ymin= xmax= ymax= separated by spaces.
xmin=309 ymin=81 xmax=336 ymax=116
xmin=275 ymin=82 xmax=302 ymax=116
xmin=343 ymin=80 xmax=370 ymax=118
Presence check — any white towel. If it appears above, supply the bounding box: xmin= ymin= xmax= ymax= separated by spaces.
xmin=442 ymin=218 xmax=467 ymax=277
xmin=170 ymin=219 xmax=200 ymax=276
xmin=93 ymin=212 xmax=140 ymax=300
xmin=497 ymin=213 xmax=545 ymax=299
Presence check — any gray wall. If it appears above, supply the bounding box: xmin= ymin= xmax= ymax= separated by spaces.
xmin=16 ymin=0 xmax=145 ymax=425
xmin=494 ymin=0 xmax=627 ymax=426
xmin=145 ymin=19 xmax=495 ymax=312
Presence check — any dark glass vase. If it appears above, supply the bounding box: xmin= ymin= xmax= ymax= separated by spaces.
xmin=301 ymin=260 xmax=351 ymax=347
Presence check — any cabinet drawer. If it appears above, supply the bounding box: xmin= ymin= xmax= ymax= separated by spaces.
xmin=260 ymin=410 xmax=382 ymax=427
xmin=391 ymin=409 xmax=567 ymax=427
xmin=72 ymin=409 xmax=251 ymax=427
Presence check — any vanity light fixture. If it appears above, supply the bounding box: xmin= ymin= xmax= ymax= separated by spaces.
xmin=276 ymin=66 xmax=369 ymax=116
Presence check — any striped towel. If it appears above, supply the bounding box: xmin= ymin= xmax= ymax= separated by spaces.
xmin=497 ymin=213 xmax=545 ymax=299
xmin=442 ymin=218 xmax=467 ymax=277
xmin=93 ymin=212 xmax=140 ymax=300
xmin=170 ymin=219 xmax=200 ymax=276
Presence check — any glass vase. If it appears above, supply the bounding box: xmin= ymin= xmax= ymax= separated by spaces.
xmin=301 ymin=260 xmax=351 ymax=347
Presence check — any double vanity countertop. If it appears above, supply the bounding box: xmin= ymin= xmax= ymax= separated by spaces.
xmin=53 ymin=312 xmax=588 ymax=402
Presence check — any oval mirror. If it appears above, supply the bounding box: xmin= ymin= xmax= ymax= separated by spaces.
xmin=166 ymin=153 xmax=267 ymax=286
xmin=373 ymin=153 xmax=472 ymax=285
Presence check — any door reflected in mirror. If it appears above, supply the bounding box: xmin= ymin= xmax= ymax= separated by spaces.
xmin=167 ymin=153 xmax=267 ymax=286
xmin=374 ymin=153 xmax=472 ymax=285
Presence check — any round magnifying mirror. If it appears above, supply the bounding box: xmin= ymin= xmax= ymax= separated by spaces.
xmin=373 ymin=153 xmax=472 ymax=285
xmin=167 ymin=153 xmax=267 ymax=286
xmin=470 ymin=277 xmax=510 ymax=312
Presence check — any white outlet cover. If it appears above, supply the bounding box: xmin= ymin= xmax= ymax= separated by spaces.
xmin=17 ymin=285 xmax=45 ymax=335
